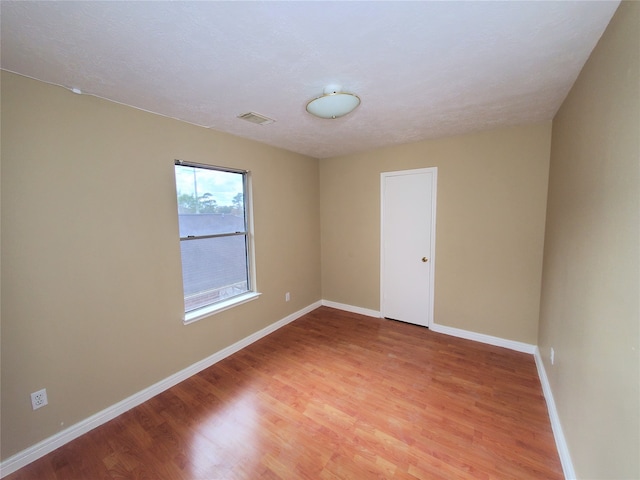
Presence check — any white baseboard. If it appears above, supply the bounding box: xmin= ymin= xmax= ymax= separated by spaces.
xmin=0 ymin=301 xmax=322 ymax=478
xmin=534 ymin=347 xmax=576 ymax=480
xmin=321 ymin=299 xmax=381 ymax=318
xmin=319 ymin=301 xmax=535 ymax=355
xmin=429 ymin=322 xmax=537 ymax=354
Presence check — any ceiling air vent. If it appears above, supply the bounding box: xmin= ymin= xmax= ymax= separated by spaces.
xmin=237 ymin=112 xmax=275 ymax=125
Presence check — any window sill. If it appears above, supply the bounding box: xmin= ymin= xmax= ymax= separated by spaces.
xmin=183 ymin=291 xmax=262 ymax=325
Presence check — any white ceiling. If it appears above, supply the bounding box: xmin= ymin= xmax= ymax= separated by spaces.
xmin=1 ymin=1 xmax=619 ymax=159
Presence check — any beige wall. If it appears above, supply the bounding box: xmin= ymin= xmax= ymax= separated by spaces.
xmin=320 ymin=123 xmax=551 ymax=344
xmin=0 ymin=72 xmax=321 ymax=459
xmin=538 ymin=2 xmax=639 ymax=478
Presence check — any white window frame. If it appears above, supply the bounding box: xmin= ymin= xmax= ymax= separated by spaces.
xmin=174 ymin=160 xmax=259 ymax=325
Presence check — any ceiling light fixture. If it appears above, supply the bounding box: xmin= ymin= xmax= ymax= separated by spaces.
xmin=306 ymin=84 xmax=360 ymax=119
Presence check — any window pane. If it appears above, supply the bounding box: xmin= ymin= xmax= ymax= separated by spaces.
xmin=180 ymin=235 xmax=249 ymax=312
xmin=175 ymin=165 xmax=245 ymax=237
xmin=178 ymin=213 xmax=245 ymax=237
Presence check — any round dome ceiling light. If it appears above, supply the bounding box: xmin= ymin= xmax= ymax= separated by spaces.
xmin=306 ymin=84 xmax=361 ymax=119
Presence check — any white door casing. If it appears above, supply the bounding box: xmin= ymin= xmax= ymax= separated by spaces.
xmin=380 ymin=168 xmax=437 ymax=327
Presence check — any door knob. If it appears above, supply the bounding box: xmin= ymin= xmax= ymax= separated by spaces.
xmin=422 ymin=257 xmax=428 ymax=262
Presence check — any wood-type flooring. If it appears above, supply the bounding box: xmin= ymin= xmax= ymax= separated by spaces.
xmin=6 ymin=306 xmax=563 ymax=479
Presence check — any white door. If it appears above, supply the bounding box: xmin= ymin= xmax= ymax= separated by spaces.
xmin=381 ymin=168 xmax=437 ymax=327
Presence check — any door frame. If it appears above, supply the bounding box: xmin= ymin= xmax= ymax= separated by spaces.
xmin=380 ymin=167 xmax=438 ymax=327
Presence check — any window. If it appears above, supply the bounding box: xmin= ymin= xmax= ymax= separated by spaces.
xmin=174 ymin=160 xmax=258 ymax=323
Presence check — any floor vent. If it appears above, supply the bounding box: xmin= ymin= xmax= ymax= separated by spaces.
xmin=237 ymin=112 xmax=275 ymax=125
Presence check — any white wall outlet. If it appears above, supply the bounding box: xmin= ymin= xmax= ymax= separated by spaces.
xmin=550 ymin=347 xmax=555 ymax=365
xmin=31 ymin=388 xmax=48 ymax=410
xmin=285 ymin=292 xmax=290 ymax=302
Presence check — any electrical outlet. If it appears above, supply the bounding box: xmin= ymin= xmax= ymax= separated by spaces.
xmin=550 ymin=347 xmax=555 ymax=366
xmin=31 ymin=388 xmax=48 ymax=410
xmin=285 ymin=292 xmax=290 ymax=302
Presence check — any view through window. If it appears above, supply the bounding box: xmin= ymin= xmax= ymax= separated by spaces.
xmin=174 ymin=161 xmax=251 ymax=313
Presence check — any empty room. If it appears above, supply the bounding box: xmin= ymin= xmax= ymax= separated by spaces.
xmin=1 ymin=2 xmax=638 ymax=479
